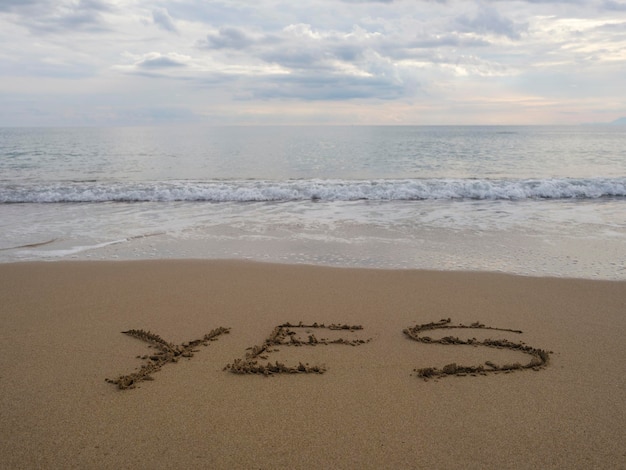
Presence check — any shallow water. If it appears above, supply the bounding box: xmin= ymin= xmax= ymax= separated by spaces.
xmin=1 ymin=125 xmax=625 ymax=279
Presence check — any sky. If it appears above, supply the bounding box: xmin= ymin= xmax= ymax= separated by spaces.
xmin=1 ymin=0 xmax=625 ymax=126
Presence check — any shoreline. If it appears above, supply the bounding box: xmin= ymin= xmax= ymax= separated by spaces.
xmin=2 ymin=254 xmax=625 ymax=282
xmin=1 ymin=260 xmax=625 ymax=469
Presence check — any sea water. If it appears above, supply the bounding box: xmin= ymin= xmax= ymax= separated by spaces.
xmin=1 ymin=125 xmax=624 ymax=279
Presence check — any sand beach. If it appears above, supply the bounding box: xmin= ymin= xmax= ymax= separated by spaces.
xmin=1 ymin=260 xmax=625 ymax=469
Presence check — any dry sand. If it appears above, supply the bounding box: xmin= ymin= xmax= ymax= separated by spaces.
xmin=0 ymin=260 xmax=625 ymax=469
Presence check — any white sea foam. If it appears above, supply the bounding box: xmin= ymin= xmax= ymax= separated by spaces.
xmin=13 ymin=239 xmax=128 ymax=258
xmin=2 ymin=196 xmax=624 ymax=279
xmin=1 ymin=177 xmax=625 ymax=203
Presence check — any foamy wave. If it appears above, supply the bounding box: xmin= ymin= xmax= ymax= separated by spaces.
xmin=1 ymin=178 xmax=625 ymax=203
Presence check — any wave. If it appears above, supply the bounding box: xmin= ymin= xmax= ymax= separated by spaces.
xmin=1 ymin=178 xmax=625 ymax=203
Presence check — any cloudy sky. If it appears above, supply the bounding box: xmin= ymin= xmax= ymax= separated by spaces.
xmin=1 ymin=0 xmax=625 ymax=126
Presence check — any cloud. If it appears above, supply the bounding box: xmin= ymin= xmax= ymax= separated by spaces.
xmin=138 ymin=56 xmax=187 ymax=69
xmin=119 ymin=2 xmax=618 ymax=110
xmin=201 ymin=27 xmax=256 ymax=49
xmin=193 ymin=22 xmax=411 ymax=101
xmin=456 ymin=4 xmax=527 ymax=39
xmin=123 ymin=52 xmax=191 ymax=72
xmin=152 ymin=7 xmax=178 ymax=34
xmin=248 ymin=72 xmax=406 ymax=101
xmin=1 ymin=0 xmax=625 ymax=125
xmin=2 ymin=0 xmax=112 ymax=33
xmin=200 ymin=23 xmax=382 ymax=72
xmin=0 ymin=0 xmax=40 ymax=12
xmin=603 ymin=0 xmax=626 ymax=11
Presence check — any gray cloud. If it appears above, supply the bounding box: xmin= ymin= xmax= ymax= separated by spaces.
xmin=456 ymin=4 xmax=527 ymax=39
xmin=258 ymin=42 xmax=346 ymax=71
xmin=152 ymin=7 xmax=178 ymax=33
xmin=248 ymin=72 xmax=406 ymax=101
xmin=138 ymin=57 xmax=187 ymax=69
xmin=2 ymin=0 xmax=112 ymax=33
xmin=382 ymin=33 xmax=491 ymax=61
xmin=201 ymin=27 xmax=256 ymax=49
xmin=603 ymin=0 xmax=626 ymax=10
xmin=0 ymin=0 xmax=41 ymax=12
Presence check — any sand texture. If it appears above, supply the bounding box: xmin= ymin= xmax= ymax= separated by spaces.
xmin=1 ymin=260 xmax=625 ymax=469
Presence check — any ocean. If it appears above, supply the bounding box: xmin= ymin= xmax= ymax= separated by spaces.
xmin=1 ymin=125 xmax=624 ymax=279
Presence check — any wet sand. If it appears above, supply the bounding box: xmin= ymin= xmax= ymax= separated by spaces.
xmin=1 ymin=260 xmax=625 ymax=469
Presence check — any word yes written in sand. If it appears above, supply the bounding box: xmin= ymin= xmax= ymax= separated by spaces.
xmin=107 ymin=320 xmax=550 ymax=390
